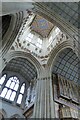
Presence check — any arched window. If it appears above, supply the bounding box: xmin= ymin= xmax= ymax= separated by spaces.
xmin=0 ymin=74 xmax=6 ymax=87
xmin=17 ymin=83 xmax=25 ymax=104
xmin=0 ymin=76 xmax=19 ymax=101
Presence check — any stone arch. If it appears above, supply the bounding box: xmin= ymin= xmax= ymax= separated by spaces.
xmin=50 ymin=47 xmax=79 ymax=83
xmin=47 ymin=40 xmax=79 ymax=74
xmin=2 ymin=51 xmax=42 ymax=78
xmin=0 ymin=12 xmax=24 ymax=57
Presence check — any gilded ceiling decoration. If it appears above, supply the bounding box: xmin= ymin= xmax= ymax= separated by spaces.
xmin=31 ymin=15 xmax=54 ymax=38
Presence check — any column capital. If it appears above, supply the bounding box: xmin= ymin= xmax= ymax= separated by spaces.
xmin=38 ymin=67 xmax=51 ymax=79
xmin=37 ymin=76 xmax=51 ymax=81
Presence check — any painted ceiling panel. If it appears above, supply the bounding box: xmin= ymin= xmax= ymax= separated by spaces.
xmin=31 ymin=15 xmax=54 ymax=38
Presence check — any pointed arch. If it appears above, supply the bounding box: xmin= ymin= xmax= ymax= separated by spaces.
xmin=50 ymin=48 xmax=79 ymax=83
xmin=47 ymin=40 xmax=79 ymax=74
xmin=1 ymin=51 xmax=42 ymax=78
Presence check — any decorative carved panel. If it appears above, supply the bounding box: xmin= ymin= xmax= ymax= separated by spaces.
xmin=59 ymin=106 xmax=78 ymax=119
xmin=58 ymin=75 xmax=79 ymax=103
xmin=53 ymin=74 xmax=80 ymax=110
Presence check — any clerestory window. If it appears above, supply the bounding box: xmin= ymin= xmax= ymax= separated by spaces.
xmin=36 ymin=38 xmax=42 ymax=48
xmin=26 ymin=33 xmax=33 ymax=42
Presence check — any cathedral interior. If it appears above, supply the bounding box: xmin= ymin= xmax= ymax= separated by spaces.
xmin=0 ymin=1 xmax=80 ymax=119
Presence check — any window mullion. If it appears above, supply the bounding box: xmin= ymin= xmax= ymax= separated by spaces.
xmin=9 ymin=90 xmax=13 ymax=100
xmin=13 ymin=83 xmax=22 ymax=105
xmin=12 ymin=82 xmax=16 ymax=90
xmin=9 ymin=81 xmax=12 ymax=88
xmin=4 ymin=88 xmax=8 ymax=98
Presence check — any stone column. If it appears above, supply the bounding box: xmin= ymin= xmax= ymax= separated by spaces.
xmin=33 ymin=68 xmax=55 ymax=118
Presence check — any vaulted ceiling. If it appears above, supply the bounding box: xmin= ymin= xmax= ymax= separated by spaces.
xmin=44 ymin=2 xmax=79 ymax=29
xmin=2 ymin=2 xmax=79 ymax=29
xmin=52 ymin=48 xmax=79 ymax=84
xmin=1 ymin=2 xmax=79 ymax=83
xmin=3 ymin=57 xmax=37 ymax=83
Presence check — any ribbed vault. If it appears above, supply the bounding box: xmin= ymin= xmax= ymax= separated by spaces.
xmin=52 ymin=48 xmax=79 ymax=84
xmin=44 ymin=2 xmax=79 ymax=29
xmin=3 ymin=57 xmax=37 ymax=83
